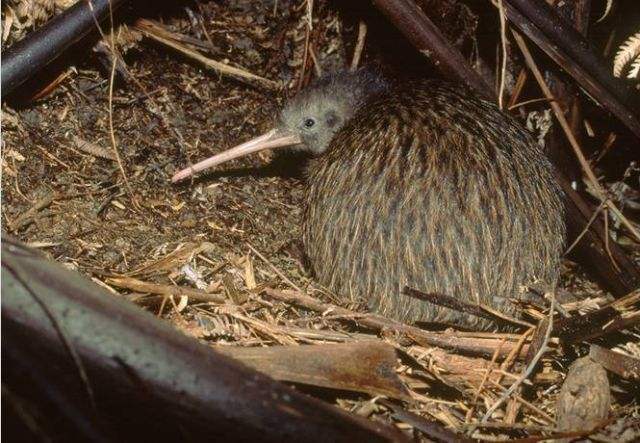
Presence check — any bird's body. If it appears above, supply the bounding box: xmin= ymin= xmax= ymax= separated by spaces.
xmin=173 ymin=70 xmax=566 ymax=330
xmin=303 ymin=79 xmax=564 ymax=329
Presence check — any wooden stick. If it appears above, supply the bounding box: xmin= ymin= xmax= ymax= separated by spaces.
xmin=402 ymin=287 xmax=532 ymax=328
xmin=350 ymin=20 xmax=368 ymax=71
xmin=555 ymin=290 xmax=640 ymax=344
xmin=216 ymin=341 xmax=410 ymax=400
xmin=264 ymin=288 xmax=533 ymax=358
xmin=105 ymin=276 xmax=226 ymax=304
xmin=590 ymin=344 xmax=640 ymax=380
xmin=379 ymin=399 xmax=474 ymax=443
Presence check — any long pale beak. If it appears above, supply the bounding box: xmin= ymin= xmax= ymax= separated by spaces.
xmin=171 ymin=129 xmax=302 ymax=183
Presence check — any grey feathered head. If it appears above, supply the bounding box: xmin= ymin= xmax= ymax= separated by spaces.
xmin=172 ymin=69 xmax=388 ymax=182
xmin=279 ymin=69 xmax=388 ymax=155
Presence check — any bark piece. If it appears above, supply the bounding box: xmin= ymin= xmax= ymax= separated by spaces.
xmin=590 ymin=344 xmax=640 ymax=380
xmin=216 ymin=342 xmax=411 ymax=400
xmin=556 ymin=356 xmax=610 ymax=434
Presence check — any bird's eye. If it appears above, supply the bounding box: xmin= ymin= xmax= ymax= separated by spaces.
xmin=304 ymin=118 xmax=315 ymax=128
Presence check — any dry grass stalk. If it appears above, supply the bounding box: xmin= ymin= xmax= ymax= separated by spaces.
xmin=105 ymin=276 xmax=225 ymax=304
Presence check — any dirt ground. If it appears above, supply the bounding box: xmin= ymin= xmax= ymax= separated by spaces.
xmin=2 ymin=0 xmax=640 ymax=440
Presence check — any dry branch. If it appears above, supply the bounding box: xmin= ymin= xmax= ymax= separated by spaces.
xmin=8 ymin=192 xmax=57 ymax=232
xmin=407 ymin=346 xmax=560 ymax=389
xmin=402 ymin=286 xmax=532 ymax=329
xmin=589 ymin=344 xmax=640 ymax=380
xmin=105 ymin=276 xmax=226 ymax=304
xmin=379 ymin=399 xmax=475 ymax=443
xmin=554 ymin=290 xmax=640 ymax=344
xmin=264 ymin=288 xmax=533 ymax=358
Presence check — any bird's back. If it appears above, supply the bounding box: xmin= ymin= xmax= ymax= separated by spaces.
xmin=303 ymin=80 xmax=565 ymax=329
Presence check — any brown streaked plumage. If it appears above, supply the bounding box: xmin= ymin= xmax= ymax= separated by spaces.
xmin=172 ymin=69 xmax=566 ymax=330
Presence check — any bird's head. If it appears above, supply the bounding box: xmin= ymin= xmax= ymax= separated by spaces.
xmin=171 ymin=69 xmax=387 ymax=182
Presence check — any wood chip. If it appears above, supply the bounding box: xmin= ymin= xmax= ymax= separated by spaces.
xmin=215 ymin=341 xmax=410 ymax=400
xmin=556 ymin=356 xmax=610 ymax=435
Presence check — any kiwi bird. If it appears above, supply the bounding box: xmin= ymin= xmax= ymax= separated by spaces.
xmin=172 ymin=70 xmax=565 ymax=330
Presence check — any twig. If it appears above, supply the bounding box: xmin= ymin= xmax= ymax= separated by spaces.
xmin=465 ymin=340 xmax=506 ymax=423
xmin=105 ymin=277 xmax=226 ymax=304
xmin=507 ymin=68 xmax=527 ymax=108
xmin=497 ymin=0 xmax=508 ymax=109
xmin=306 ymin=0 xmax=314 ymax=30
xmin=350 ymin=20 xmax=368 ymax=71
xmin=498 ymin=327 xmax=534 ymax=380
xmin=589 ymin=344 xmax=640 ymax=380
xmin=246 ymin=243 xmax=302 ymax=292
xmin=507 ymin=97 xmax=554 ymax=110
xmin=36 ymin=145 xmax=70 ymax=169
xmin=195 ymin=2 xmax=216 ymax=51
xmin=563 ymin=199 xmax=607 ymax=255
xmin=379 ymin=400 xmax=474 ymax=443
xmin=264 ymin=288 xmax=533 ymax=358
xmin=486 ymin=379 xmax=554 ymax=423
xmin=481 ymin=294 xmax=555 ymax=422
xmin=603 ymin=207 xmax=620 ymax=272
xmin=8 ymin=192 xmax=56 ymax=232
xmin=308 ymin=45 xmax=322 ymax=77
xmin=402 ymin=287 xmax=532 ymax=328
xmin=106 ymin=5 xmax=139 ymax=211
xmin=554 ymin=290 xmax=640 ymax=344
xmin=297 ymin=3 xmax=313 ymax=91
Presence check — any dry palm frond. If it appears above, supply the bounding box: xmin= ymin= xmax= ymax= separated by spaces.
xmin=613 ymin=31 xmax=640 ymax=79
